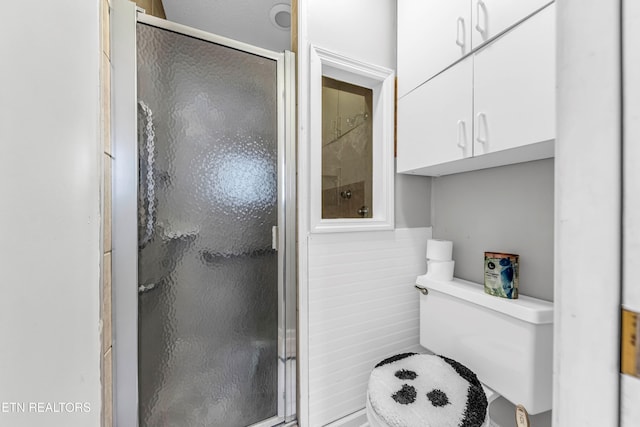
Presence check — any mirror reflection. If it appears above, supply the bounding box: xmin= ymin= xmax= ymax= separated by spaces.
xmin=321 ymin=77 xmax=373 ymax=219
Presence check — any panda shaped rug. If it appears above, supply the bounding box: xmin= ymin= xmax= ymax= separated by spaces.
xmin=367 ymin=353 xmax=488 ymax=427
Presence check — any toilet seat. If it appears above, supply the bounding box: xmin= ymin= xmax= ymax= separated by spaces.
xmin=366 ymin=353 xmax=490 ymax=427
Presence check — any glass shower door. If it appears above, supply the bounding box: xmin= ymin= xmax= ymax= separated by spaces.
xmin=136 ymin=22 xmax=282 ymax=427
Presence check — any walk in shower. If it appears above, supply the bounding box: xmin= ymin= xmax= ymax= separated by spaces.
xmin=111 ymin=2 xmax=296 ymax=426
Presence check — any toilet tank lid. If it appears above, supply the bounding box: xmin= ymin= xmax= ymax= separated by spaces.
xmin=416 ymin=275 xmax=554 ymax=324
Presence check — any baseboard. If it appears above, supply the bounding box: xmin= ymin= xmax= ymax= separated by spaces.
xmin=321 ymin=405 xmax=506 ymax=427
xmin=324 ymin=408 xmax=368 ymax=427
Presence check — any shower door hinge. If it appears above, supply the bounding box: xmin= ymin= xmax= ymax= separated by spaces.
xmin=272 ymin=226 xmax=279 ymax=251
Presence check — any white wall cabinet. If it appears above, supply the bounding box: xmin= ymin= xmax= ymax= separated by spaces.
xmin=397 ymin=57 xmax=473 ymax=172
xmin=473 ymin=3 xmax=555 ymax=156
xmin=471 ymin=0 xmax=553 ymax=49
xmin=397 ymin=2 xmax=555 ymax=176
xmin=397 ymin=0 xmax=553 ymax=98
xmin=397 ymin=0 xmax=470 ymax=98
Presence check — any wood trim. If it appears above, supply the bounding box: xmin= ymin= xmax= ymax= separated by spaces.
xmin=133 ymin=0 xmax=165 ymax=19
xmin=290 ymin=0 xmax=298 ymax=53
xmin=152 ymin=0 xmax=166 ymax=20
xmin=621 ymin=309 xmax=639 ymax=377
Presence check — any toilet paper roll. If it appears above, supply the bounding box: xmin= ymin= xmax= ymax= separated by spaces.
xmin=426 ymin=239 xmax=453 ymax=261
xmin=426 ymin=260 xmax=455 ymax=281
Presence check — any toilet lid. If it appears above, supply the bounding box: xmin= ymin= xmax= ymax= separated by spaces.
xmin=367 ymin=353 xmax=488 ymax=427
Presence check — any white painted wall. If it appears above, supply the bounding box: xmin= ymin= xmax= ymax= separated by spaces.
xmin=0 ymin=1 xmax=102 ymax=427
xmin=554 ymin=0 xmax=621 ymax=425
xmin=624 ymin=0 xmax=640 ymax=315
xmin=307 ymin=0 xmax=396 ymax=70
xmin=395 ymin=162 xmax=431 ymax=228
xmin=298 ymin=1 xmax=432 ymax=425
xmin=622 ymin=0 xmax=640 ymax=424
xmin=307 ymin=228 xmax=430 ymax=426
xmin=431 ymin=159 xmax=554 ymax=301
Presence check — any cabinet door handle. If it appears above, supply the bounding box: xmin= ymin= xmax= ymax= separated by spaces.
xmin=475 ymin=0 xmax=488 ymax=36
xmin=455 ymin=17 xmax=466 ymax=49
xmin=476 ymin=112 xmax=488 ymax=145
xmin=457 ymin=120 xmax=467 ymax=149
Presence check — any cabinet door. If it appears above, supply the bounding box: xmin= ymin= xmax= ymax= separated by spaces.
xmin=397 ymin=57 xmax=473 ymax=173
xmin=398 ymin=0 xmax=471 ymax=98
xmin=473 ymin=4 xmax=555 ymax=156
xmin=471 ymin=0 xmax=553 ymax=49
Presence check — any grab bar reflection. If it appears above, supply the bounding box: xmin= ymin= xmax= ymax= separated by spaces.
xmin=138 ymin=100 xmax=156 ymax=249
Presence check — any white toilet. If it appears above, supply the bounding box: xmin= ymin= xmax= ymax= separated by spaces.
xmin=365 ymin=274 xmax=554 ymax=426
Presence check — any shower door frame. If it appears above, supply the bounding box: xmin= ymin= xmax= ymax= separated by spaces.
xmin=110 ymin=1 xmax=297 ymax=426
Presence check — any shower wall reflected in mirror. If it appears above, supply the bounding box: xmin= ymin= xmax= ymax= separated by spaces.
xmin=321 ymin=77 xmax=373 ymax=219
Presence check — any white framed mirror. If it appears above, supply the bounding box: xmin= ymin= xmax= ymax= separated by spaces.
xmin=309 ymin=45 xmax=395 ymax=233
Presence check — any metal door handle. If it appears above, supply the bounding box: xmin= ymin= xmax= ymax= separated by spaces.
xmin=272 ymin=225 xmax=279 ymax=251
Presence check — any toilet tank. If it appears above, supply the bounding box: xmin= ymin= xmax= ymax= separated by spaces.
xmin=416 ymin=275 xmax=553 ymax=415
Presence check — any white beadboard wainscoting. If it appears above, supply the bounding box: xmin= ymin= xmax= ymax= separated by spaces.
xmin=306 ymin=227 xmax=431 ymax=426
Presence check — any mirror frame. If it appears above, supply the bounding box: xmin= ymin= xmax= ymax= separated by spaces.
xmin=309 ymin=45 xmax=395 ymax=233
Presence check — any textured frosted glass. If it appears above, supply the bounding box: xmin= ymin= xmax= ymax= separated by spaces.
xmin=136 ymin=23 xmax=278 ymax=427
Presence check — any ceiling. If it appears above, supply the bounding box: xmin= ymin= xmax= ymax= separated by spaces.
xmin=162 ymin=0 xmax=292 ymax=52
